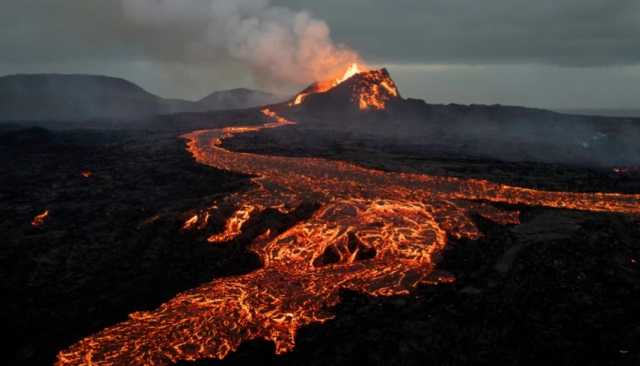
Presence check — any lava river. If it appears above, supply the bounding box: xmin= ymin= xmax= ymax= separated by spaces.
xmin=57 ymin=110 xmax=640 ymax=365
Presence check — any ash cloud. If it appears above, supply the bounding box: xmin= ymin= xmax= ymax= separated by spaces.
xmin=121 ymin=0 xmax=360 ymax=91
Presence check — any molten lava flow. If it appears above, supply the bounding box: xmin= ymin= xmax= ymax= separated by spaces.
xmin=182 ymin=214 xmax=199 ymax=230
xmin=341 ymin=63 xmax=362 ymax=81
xmin=183 ymin=211 xmax=212 ymax=231
xmin=207 ymin=204 xmax=257 ymax=243
xmin=291 ymin=63 xmax=365 ymax=106
xmin=290 ymin=64 xmax=400 ymax=111
xmin=351 ymin=69 xmax=400 ymax=110
xmin=57 ymin=109 xmax=640 ymax=365
xmin=31 ymin=210 xmax=49 ymax=227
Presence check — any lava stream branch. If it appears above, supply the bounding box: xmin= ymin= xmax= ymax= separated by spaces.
xmin=57 ymin=108 xmax=640 ymax=366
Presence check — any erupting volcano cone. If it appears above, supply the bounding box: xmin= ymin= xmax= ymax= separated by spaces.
xmin=289 ymin=66 xmax=402 ymax=114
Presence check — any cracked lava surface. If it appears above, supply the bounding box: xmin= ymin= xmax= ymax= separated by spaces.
xmin=56 ymin=110 xmax=640 ymax=365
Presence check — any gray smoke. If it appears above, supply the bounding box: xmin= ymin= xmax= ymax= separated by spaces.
xmin=121 ymin=0 xmax=360 ymax=91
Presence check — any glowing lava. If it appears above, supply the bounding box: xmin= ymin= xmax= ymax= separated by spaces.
xmin=291 ymin=62 xmax=365 ymax=106
xmin=291 ymin=65 xmax=400 ymax=111
xmin=182 ymin=214 xmax=199 ymax=230
xmin=350 ymin=68 xmax=400 ymax=110
xmin=56 ymin=106 xmax=640 ymax=365
xmin=32 ymin=210 xmax=49 ymax=227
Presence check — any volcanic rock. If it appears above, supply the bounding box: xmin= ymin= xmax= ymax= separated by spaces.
xmin=288 ymin=68 xmax=402 ymax=119
xmin=267 ymin=67 xmax=640 ymax=167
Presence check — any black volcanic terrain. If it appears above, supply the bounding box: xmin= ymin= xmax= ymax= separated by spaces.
xmin=0 ymin=124 xmax=266 ymax=365
xmin=270 ymin=69 xmax=640 ymax=167
xmin=2 ymin=69 xmax=640 ymax=365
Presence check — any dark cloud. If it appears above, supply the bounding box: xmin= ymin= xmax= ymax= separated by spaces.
xmin=1 ymin=1 xmax=639 ymax=107
xmin=0 ymin=1 xmax=212 ymax=64
xmin=276 ymin=0 xmax=640 ymax=66
xmin=387 ymin=63 xmax=640 ymax=109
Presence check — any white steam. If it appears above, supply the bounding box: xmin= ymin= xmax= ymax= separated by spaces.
xmin=121 ymin=0 xmax=360 ymax=90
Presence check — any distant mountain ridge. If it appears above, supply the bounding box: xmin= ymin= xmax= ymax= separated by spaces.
xmin=198 ymin=88 xmax=281 ymax=112
xmin=0 ymin=74 xmax=283 ymax=122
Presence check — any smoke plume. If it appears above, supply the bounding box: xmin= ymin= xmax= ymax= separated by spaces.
xmin=121 ymin=0 xmax=361 ymax=90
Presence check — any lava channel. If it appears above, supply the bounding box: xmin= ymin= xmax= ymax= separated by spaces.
xmin=57 ymin=109 xmax=640 ymax=365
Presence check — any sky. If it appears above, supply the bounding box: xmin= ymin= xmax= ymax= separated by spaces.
xmin=1 ymin=0 xmax=639 ymax=109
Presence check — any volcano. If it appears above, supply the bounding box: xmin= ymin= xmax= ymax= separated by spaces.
xmin=290 ymin=65 xmax=401 ymax=111
xmin=282 ymin=64 xmax=539 ymax=122
xmin=259 ymin=64 xmax=640 ymax=167
xmin=280 ymin=66 xmax=404 ymax=122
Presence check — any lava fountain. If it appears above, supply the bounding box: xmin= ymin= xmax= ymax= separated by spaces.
xmin=291 ymin=62 xmax=366 ymax=106
xmin=57 ymin=66 xmax=640 ymax=366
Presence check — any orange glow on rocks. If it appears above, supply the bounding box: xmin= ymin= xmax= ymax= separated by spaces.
xmin=339 ymin=62 xmax=362 ymax=83
xmin=291 ymin=63 xmax=366 ymax=106
xmin=32 ymin=210 xmax=49 ymax=227
xmin=351 ymin=69 xmax=400 ymax=110
xmin=182 ymin=214 xmax=199 ymax=230
xmin=56 ymin=110 xmax=640 ymax=365
xmin=290 ymin=64 xmax=400 ymax=111
xmin=207 ymin=204 xmax=257 ymax=243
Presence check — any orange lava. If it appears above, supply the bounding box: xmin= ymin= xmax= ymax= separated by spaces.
xmin=291 ymin=65 xmax=400 ymax=111
xmin=32 ymin=210 xmax=49 ymax=227
xmin=352 ymin=70 xmax=400 ymax=110
xmin=57 ymin=109 xmax=640 ymax=365
xmin=182 ymin=211 xmax=211 ymax=231
xmin=182 ymin=214 xmax=199 ymax=230
xmin=291 ymin=63 xmax=365 ymax=106
xmin=207 ymin=204 xmax=257 ymax=243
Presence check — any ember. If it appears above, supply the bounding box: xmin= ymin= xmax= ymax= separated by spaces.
xmin=290 ymin=65 xmax=400 ymax=111
xmin=32 ymin=210 xmax=49 ymax=227
xmin=57 ymin=67 xmax=640 ymax=366
xmin=182 ymin=214 xmax=199 ymax=230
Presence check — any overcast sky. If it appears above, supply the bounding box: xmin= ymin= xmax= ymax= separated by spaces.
xmin=1 ymin=0 xmax=639 ymax=109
